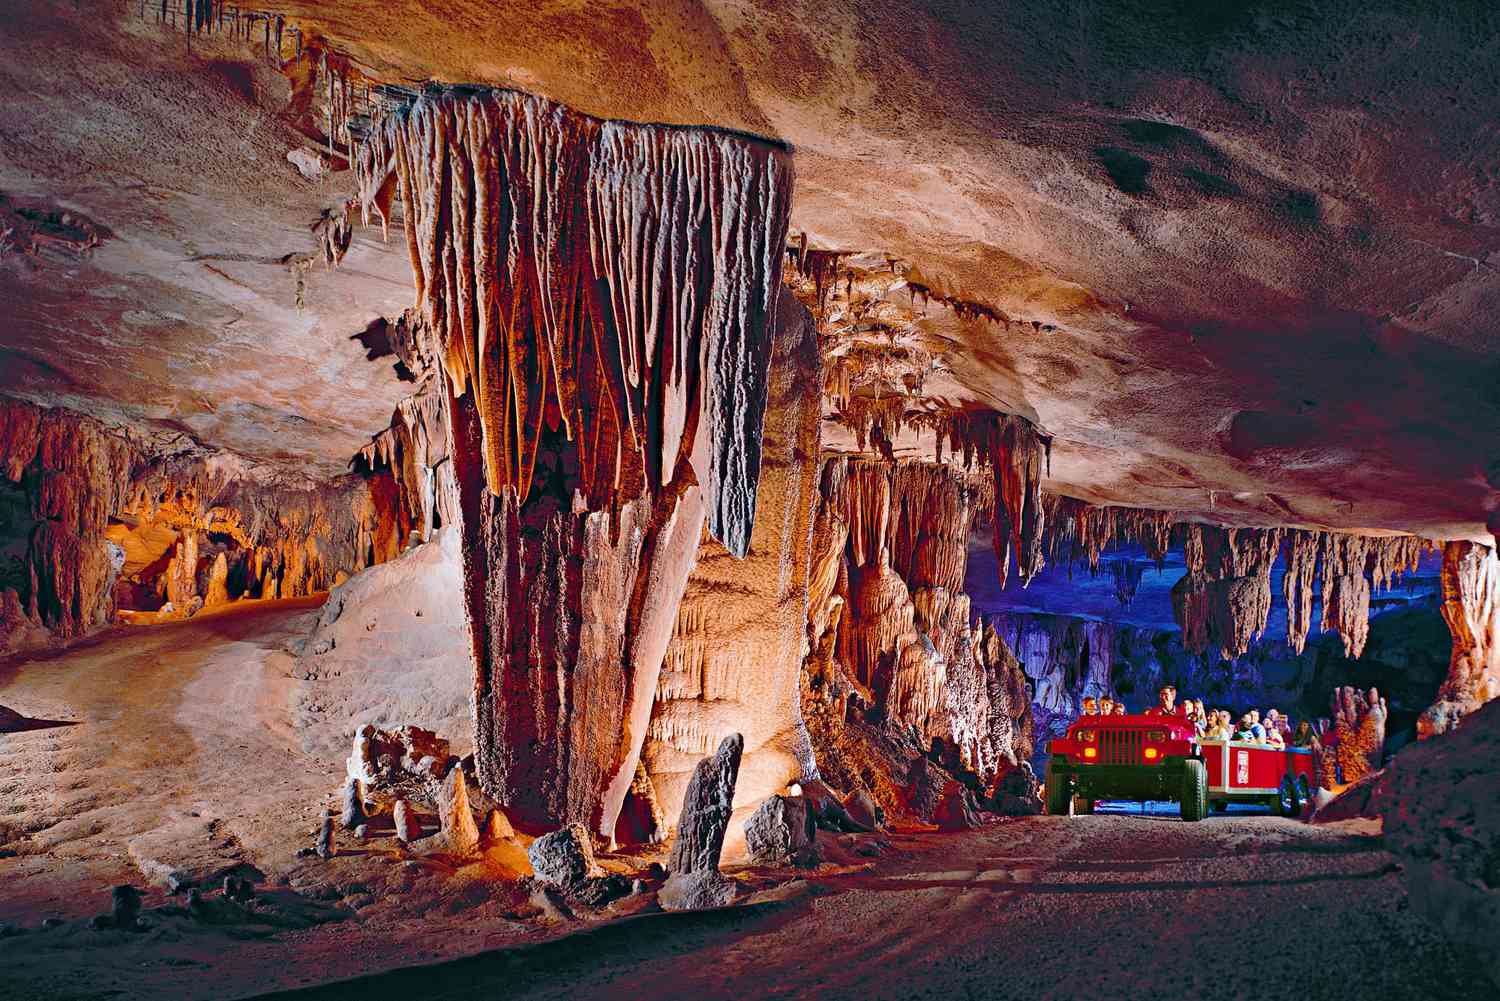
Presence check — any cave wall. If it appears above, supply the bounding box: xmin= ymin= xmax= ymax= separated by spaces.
xmin=0 ymin=399 xmax=131 ymax=647
xmin=0 ymin=397 xmax=414 ymax=652
xmin=797 ymin=450 xmax=1036 ymax=821
xmin=641 ymin=288 xmax=821 ymax=830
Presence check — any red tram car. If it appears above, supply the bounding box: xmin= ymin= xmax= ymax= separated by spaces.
xmin=1044 ymin=714 xmax=1315 ymax=821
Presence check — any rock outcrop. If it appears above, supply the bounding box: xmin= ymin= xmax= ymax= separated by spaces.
xmin=1381 ymin=698 xmax=1500 ymax=985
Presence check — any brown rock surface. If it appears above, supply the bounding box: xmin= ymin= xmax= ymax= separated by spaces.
xmin=1381 ymin=698 xmax=1500 ymax=986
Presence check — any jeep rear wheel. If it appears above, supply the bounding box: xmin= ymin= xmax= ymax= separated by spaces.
xmin=1044 ymin=764 xmax=1071 ymax=816
xmin=1180 ymin=759 xmax=1207 ymax=821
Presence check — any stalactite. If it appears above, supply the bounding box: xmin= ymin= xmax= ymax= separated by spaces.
xmin=1282 ymin=529 xmax=1319 ymax=654
xmin=357 ymin=87 xmax=790 ymax=555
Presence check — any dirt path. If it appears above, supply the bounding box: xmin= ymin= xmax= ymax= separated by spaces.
xmin=256 ymin=813 xmax=1490 ymax=1001
xmin=1 ymin=605 xmax=1491 ymax=1001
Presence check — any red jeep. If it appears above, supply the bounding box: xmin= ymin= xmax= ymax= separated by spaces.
xmin=1044 ymin=714 xmax=1316 ymax=820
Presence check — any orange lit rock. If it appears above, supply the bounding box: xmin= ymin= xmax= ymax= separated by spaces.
xmin=1420 ymin=541 xmax=1500 ymax=737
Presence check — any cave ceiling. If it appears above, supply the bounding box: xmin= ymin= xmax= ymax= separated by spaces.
xmin=3 ymin=1 xmax=1498 ymax=538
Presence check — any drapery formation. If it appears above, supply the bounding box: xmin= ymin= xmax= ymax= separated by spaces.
xmin=356 ymin=88 xmax=793 ymax=834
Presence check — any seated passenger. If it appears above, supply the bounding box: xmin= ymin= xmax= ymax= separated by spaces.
xmin=1248 ymin=710 xmax=1268 ymax=742
xmin=1099 ymin=696 xmax=1116 ymax=715
xmin=1264 ymin=708 xmax=1292 ymax=738
xmin=1081 ymin=696 xmax=1098 ymax=716
xmin=1291 ymin=720 xmax=1318 ymax=748
xmin=1144 ymin=685 xmax=1177 ymax=716
xmin=1232 ymin=713 xmax=1257 ymax=741
xmin=1112 ymin=701 xmax=1126 ymax=715
xmin=1264 ymin=722 xmax=1285 ymax=748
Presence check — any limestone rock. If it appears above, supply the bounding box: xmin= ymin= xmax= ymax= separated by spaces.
xmin=660 ymin=733 xmax=743 ymax=911
xmin=316 ymin=817 xmax=335 ymax=859
xmin=482 ymin=808 xmax=515 ymax=845
xmin=1420 ymin=541 xmax=1500 ymax=738
xmin=339 ymin=777 xmax=366 ymax=830
xmin=842 ymin=788 xmax=884 ymax=830
xmin=109 ymin=885 xmax=142 ymax=930
xmin=796 ymin=778 xmax=871 ymax=833
xmin=392 ymin=799 xmax=416 ymax=844
xmin=991 ymin=761 xmax=1043 ymax=817
xmin=744 ymin=795 xmax=818 ymax=867
xmin=933 ymin=784 xmax=984 ymax=832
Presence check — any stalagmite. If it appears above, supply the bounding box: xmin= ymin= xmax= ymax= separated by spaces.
xmin=660 ymin=734 xmax=743 ymax=911
xmin=1420 ymin=540 xmax=1500 ymax=737
xmin=357 ymin=86 xmax=792 ymax=836
xmin=392 ymin=799 xmax=415 ymax=844
xmin=339 ymin=777 xmax=366 ymax=830
xmin=316 ymin=816 xmax=335 ymax=860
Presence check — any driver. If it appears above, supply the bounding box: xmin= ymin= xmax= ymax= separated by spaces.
xmin=1144 ymin=685 xmax=1177 ymax=716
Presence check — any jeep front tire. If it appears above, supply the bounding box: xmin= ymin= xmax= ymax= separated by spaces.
xmin=1179 ymin=759 xmax=1207 ymax=822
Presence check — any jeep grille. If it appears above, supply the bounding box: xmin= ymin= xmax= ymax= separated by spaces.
xmin=1098 ymin=728 xmax=1144 ymax=765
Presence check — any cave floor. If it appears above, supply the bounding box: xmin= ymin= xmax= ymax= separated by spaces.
xmin=1 ymin=601 xmax=1492 ymax=1001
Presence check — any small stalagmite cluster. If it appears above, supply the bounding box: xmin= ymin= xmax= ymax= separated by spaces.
xmin=356 ymin=86 xmax=793 ymax=837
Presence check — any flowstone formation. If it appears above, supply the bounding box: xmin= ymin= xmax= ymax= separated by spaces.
xmin=641 ymin=287 xmax=822 ymax=828
xmin=356 ymin=87 xmax=793 ymax=836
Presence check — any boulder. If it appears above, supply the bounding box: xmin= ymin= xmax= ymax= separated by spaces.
xmin=744 ymin=795 xmax=818 ymax=867
xmin=527 ymin=824 xmax=602 ymax=889
xmin=108 ymin=885 xmax=142 ymax=930
xmin=660 ymin=733 xmax=743 ymax=911
xmin=991 ymin=760 xmax=1043 ymax=816
xmin=796 ymin=778 xmax=871 ymax=832
xmin=842 ymin=787 xmax=884 ymax=830
xmin=932 ymin=783 xmax=983 ymax=831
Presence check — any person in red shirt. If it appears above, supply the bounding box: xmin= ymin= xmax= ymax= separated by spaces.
xmin=1144 ymin=685 xmax=1177 ymax=716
